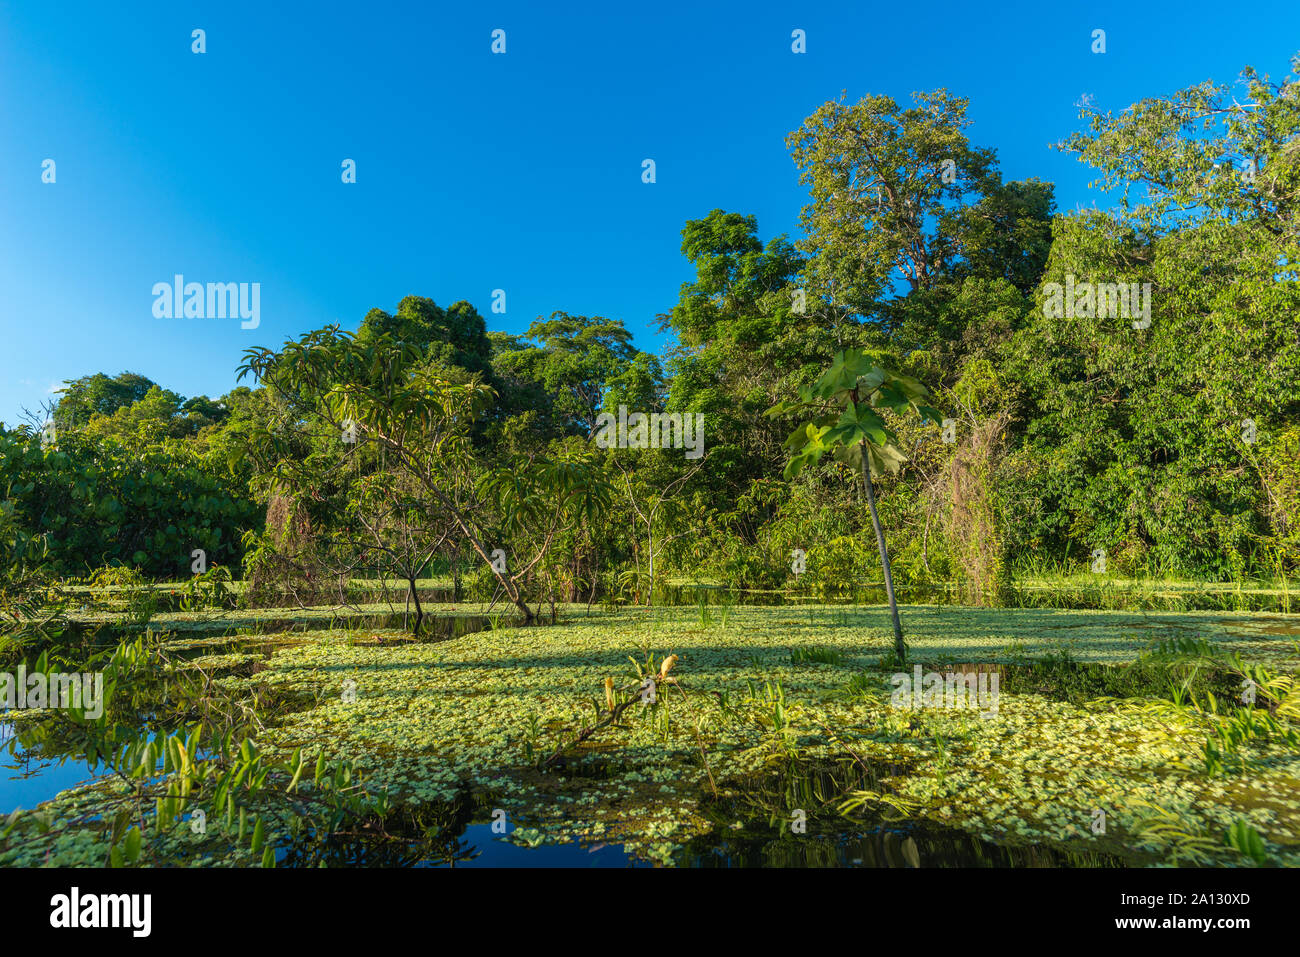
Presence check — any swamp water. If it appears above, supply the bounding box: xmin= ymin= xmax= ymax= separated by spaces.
xmin=2 ymin=612 xmax=1174 ymax=867
xmin=0 ymin=717 xmax=1130 ymax=868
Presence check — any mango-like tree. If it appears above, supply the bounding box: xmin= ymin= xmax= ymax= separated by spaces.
xmin=238 ymin=327 xmax=610 ymax=625
xmin=768 ymin=349 xmax=940 ymax=661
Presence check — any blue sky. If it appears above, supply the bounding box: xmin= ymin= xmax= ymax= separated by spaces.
xmin=1 ymin=0 xmax=1296 ymax=424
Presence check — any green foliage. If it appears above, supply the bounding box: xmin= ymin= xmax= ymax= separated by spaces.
xmin=0 ymin=501 xmax=64 ymax=662
xmin=788 ymin=89 xmax=1000 ymax=313
xmin=237 ymin=326 xmax=612 ymax=624
xmin=1130 ymin=803 xmax=1222 ymax=865
xmin=52 ymin=371 xmax=160 ymax=428
xmin=179 ymin=565 xmax=236 ymax=612
xmin=492 ymin=311 xmax=645 ymax=437
xmin=768 ymin=348 xmax=940 ymax=480
xmin=356 ymin=295 xmax=493 ymax=379
xmin=0 ymin=429 xmax=258 ymax=578
xmin=789 ymin=645 xmax=844 ymax=666
xmin=994 ymin=651 xmax=1237 ymax=707
xmin=1225 ymin=818 xmax=1269 ymax=865
xmin=88 ymin=565 xmax=157 ymax=627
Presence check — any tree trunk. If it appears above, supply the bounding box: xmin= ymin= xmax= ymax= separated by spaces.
xmin=408 ymin=573 xmax=424 ymax=635
xmin=401 ymin=465 xmax=532 ymax=623
xmin=507 ymin=580 xmax=533 ymax=623
xmin=462 ymin=533 xmax=532 ymax=623
xmin=861 ymin=453 xmax=904 ymax=660
xmin=646 ymin=522 xmax=655 ymax=608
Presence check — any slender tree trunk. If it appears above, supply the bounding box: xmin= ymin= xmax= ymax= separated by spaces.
xmin=647 ymin=521 xmax=655 ymax=608
xmin=400 ymin=464 xmax=531 ymax=622
xmin=861 ymin=453 xmax=904 ymax=660
xmin=408 ymin=573 xmax=423 ymax=635
xmin=508 ymin=580 xmax=533 ymax=623
xmin=473 ymin=542 xmax=532 ymax=623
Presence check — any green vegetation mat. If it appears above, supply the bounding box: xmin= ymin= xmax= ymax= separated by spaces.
xmin=5 ymin=605 xmax=1298 ymax=867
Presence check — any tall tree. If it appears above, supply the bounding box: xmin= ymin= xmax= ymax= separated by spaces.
xmin=664 ymin=211 xmax=824 ymax=529
xmin=492 ymin=312 xmax=641 ymax=437
xmin=238 ymin=327 xmax=611 ymax=624
xmin=1059 ymin=56 xmax=1300 ymax=237
xmin=357 ymin=295 xmax=493 ymax=378
xmin=53 ymin=372 xmax=159 ymax=428
xmin=787 ymin=90 xmax=1000 ymax=322
xmin=770 ymin=349 xmax=941 ymax=660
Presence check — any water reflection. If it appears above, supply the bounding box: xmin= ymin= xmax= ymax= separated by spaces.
xmin=680 ymin=822 xmax=1127 ymax=867
xmin=0 ymin=720 xmax=107 ymax=814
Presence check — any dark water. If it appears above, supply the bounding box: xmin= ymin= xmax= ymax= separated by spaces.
xmin=293 ymin=815 xmax=1122 ymax=868
xmin=422 ymin=825 xmax=646 ymax=867
xmin=679 ymin=822 xmax=1124 ymax=867
xmin=57 ymin=612 xmax=507 ymax=645
xmin=311 ymin=818 xmax=1119 ymax=868
xmin=0 ymin=730 xmax=1124 ymax=867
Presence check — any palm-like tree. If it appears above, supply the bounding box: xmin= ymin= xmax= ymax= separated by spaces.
xmin=768 ymin=349 xmax=940 ymax=662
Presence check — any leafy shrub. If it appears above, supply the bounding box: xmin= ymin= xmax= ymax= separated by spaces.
xmin=0 ymin=429 xmax=260 ymax=578
xmin=88 ymin=565 xmax=157 ymax=627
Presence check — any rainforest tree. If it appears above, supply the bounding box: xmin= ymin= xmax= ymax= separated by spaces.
xmin=769 ymin=349 xmax=941 ymax=659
